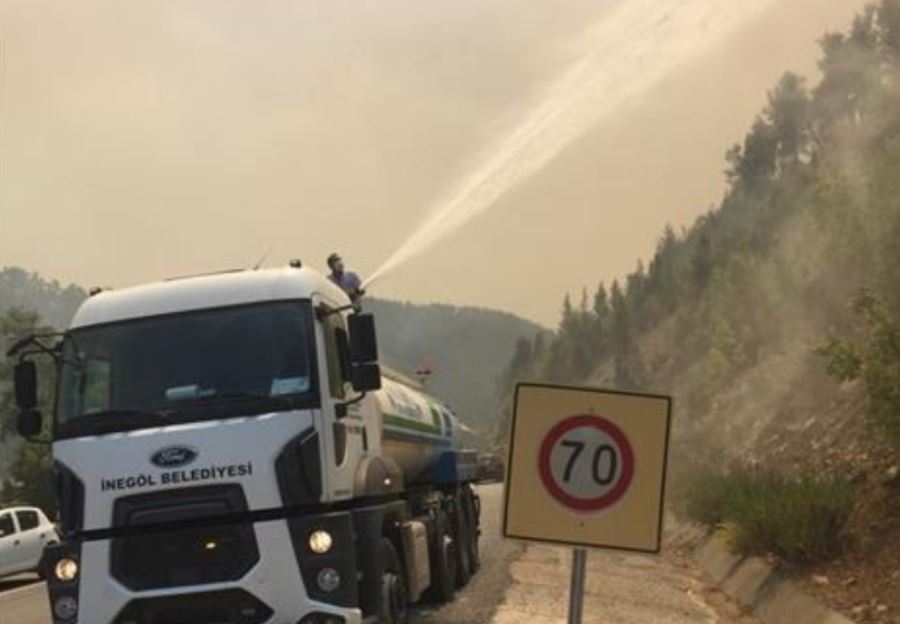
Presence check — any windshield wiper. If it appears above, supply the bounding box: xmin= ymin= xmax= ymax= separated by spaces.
xmin=62 ymin=408 xmax=178 ymax=436
xmin=86 ymin=408 xmax=178 ymax=420
xmin=170 ymin=391 xmax=297 ymax=410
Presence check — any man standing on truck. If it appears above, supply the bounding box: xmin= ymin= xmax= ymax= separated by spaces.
xmin=327 ymin=252 xmax=365 ymax=303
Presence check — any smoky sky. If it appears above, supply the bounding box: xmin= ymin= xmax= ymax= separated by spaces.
xmin=0 ymin=0 xmax=866 ymax=324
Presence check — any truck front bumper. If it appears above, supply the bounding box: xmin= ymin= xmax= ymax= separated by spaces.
xmin=42 ymin=513 xmax=365 ymax=624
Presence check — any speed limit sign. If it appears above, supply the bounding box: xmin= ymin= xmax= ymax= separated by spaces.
xmin=539 ymin=415 xmax=635 ymax=512
xmin=504 ymin=383 xmax=671 ymax=553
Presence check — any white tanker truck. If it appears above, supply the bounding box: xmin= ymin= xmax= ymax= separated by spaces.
xmin=9 ymin=264 xmax=481 ymax=624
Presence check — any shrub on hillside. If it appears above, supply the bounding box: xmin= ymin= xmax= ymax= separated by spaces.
xmin=685 ymin=470 xmax=856 ymax=564
xmin=683 ymin=471 xmax=742 ymax=526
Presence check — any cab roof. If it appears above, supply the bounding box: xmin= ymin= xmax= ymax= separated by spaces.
xmin=70 ymin=267 xmax=349 ymax=329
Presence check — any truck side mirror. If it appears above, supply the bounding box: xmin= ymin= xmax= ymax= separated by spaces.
xmin=351 ymin=363 xmax=382 ymax=392
xmin=14 ymin=360 xmax=38 ymax=409
xmin=17 ymin=409 xmax=43 ymax=438
xmin=348 ymin=314 xmax=378 ymax=363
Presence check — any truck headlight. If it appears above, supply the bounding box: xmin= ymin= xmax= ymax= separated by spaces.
xmin=308 ymin=529 xmax=333 ymax=555
xmin=54 ymin=558 xmax=79 ymax=582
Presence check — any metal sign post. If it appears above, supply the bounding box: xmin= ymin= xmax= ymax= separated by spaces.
xmin=567 ymin=548 xmax=587 ymax=624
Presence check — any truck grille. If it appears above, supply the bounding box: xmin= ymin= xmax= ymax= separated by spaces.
xmin=112 ymin=588 xmax=273 ymax=624
xmin=111 ymin=485 xmax=259 ymax=590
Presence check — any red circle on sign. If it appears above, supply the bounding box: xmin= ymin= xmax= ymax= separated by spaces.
xmin=538 ymin=415 xmax=635 ymax=512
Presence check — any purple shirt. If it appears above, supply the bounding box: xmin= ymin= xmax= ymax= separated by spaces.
xmin=328 ymin=271 xmax=363 ymax=298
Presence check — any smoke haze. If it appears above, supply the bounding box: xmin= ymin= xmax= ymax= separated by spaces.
xmin=365 ymin=0 xmax=782 ymax=287
xmin=0 ymin=0 xmax=867 ymax=323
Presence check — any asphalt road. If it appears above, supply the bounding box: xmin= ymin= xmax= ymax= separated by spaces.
xmin=0 ymin=483 xmax=751 ymax=624
xmin=416 ymin=483 xmax=756 ymax=624
xmin=0 ymin=575 xmax=49 ymax=624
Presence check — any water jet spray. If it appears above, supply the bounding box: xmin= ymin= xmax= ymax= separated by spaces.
xmin=364 ymin=0 xmax=777 ymax=290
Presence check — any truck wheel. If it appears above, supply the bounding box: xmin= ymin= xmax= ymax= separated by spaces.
xmin=425 ymin=510 xmax=457 ymax=603
xmin=463 ymin=487 xmax=480 ymax=573
xmin=379 ymin=538 xmax=409 ymax=624
xmin=453 ymin=497 xmax=472 ymax=588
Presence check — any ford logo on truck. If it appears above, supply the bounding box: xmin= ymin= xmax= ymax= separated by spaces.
xmin=150 ymin=445 xmax=198 ymax=468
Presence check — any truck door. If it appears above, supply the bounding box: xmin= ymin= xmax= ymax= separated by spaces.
xmin=315 ymin=298 xmax=368 ymax=501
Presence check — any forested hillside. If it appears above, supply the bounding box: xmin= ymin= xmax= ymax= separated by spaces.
xmin=500 ymin=0 xmax=899 ymax=463
xmin=0 ymin=266 xmax=87 ymax=328
xmin=497 ymin=3 xmax=899 ymax=619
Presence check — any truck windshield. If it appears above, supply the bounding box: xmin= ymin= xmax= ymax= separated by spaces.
xmin=56 ymin=300 xmax=317 ymax=437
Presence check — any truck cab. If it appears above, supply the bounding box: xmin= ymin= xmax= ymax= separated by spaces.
xmin=10 ymin=265 xmax=480 ymax=624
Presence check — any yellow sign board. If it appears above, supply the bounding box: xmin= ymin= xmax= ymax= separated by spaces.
xmin=503 ymin=383 xmax=672 ymax=553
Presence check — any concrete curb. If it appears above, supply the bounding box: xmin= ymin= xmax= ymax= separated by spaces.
xmin=694 ymin=531 xmax=855 ymax=624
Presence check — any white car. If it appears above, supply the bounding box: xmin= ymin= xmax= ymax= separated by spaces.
xmin=0 ymin=506 xmax=59 ymax=579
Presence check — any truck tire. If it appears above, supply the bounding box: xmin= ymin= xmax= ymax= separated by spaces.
xmin=379 ymin=538 xmax=409 ymax=624
xmin=425 ymin=509 xmax=457 ymax=603
xmin=453 ymin=495 xmax=473 ymax=588
xmin=462 ymin=486 xmax=480 ymax=574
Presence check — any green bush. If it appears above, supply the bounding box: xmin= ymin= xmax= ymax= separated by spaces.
xmin=683 ymin=472 xmax=735 ymax=526
xmin=684 ymin=470 xmax=855 ymax=564
xmin=818 ymin=291 xmax=900 ymax=450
